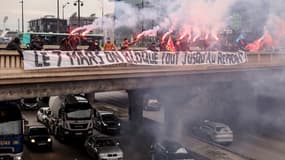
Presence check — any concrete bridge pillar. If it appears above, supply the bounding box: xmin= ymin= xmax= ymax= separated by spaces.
xmin=159 ymin=87 xmax=189 ymax=138
xmin=86 ymin=92 xmax=96 ymax=106
xmin=128 ymin=90 xmax=144 ymax=129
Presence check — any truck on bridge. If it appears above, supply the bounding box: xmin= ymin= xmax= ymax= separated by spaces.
xmin=48 ymin=95 xmax=94 ymax=141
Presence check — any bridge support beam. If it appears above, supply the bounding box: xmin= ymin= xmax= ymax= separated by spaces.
xmin=128 ymin=90 xmax=144 ymax=130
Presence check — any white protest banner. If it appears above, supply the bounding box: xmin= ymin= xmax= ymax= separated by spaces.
xmin=23 ymin=50 xmax=248 ymax=70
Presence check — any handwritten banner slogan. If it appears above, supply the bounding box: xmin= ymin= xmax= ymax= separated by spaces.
xmin=23 ymin=50 xmax=247 ymax=70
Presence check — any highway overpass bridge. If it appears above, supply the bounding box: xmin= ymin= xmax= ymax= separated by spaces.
xmin=0 ymin=50 xmax=284 ymax=99
xmin=0 ymin=50 xmax=285 ymax=127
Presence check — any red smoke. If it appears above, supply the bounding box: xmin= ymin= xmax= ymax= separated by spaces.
xmin=245 ymin=31 xmax=273 ymax=52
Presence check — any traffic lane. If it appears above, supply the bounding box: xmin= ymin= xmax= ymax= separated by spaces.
xmin=24 ymin=110 xmax=188 ymax=160
xmin=23 ymin=138 xmax=91 ymax=160
xmin=120 ymin=118 xmax=210 ymax=160
xmin=95 ymin=92 xmax=245 ymax=160
xmin=228 ymin=131 xmax=285 ymax=160
xmin=95 ymin=91 xmax=128 ymax=108
xmin=22 ymin=111 xmax=91 ymax=160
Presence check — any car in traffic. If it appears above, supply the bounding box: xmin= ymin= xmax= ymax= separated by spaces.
xmin=144 ymin=98 xmax=161 ymax=111
xmin=24 ymin=125 xmax=52 ymax=151
xmin=36 ymin=107 xmax=51 ymax=124
xmin=84 ymin=135 xmax=123 ymax=160
xmin=20 ymin=98 xmax=39 ymax=110
xmin=143 ymin=94 xmax=161 ymax=111
xmin=150 ymin=140 xmax=195 ymax=160
xmin=94 ymin=111 xmax=121 ymax=134
xmin=192 ymin=120 xmax=233 ymax=145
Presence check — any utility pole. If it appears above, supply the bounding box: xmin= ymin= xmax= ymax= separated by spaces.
xmin=77 ymin=0 xmax=81 ymax=27
xmin=73 ymin=0 xmax=83 ymax=27
xmin=101 ymin=0 xmax=104 ymax=34
xmin=57 ymin=0 xmax=60 ymax=33
xmin=18 ymin=18 xmax=20 ymax=32
xmin=20 ymin=0 xmax=24 ymax=32
xmin=62 ymin=2 xmax=70 ymax=19
xmin=141 ymin=0 xmax=144 ymax=32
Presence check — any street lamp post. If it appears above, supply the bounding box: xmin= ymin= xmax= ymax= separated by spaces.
xmin=57 ymin=0 xmax=60 ymax=33
xmin=101 ymin=0 xmax=104 ymax=33
xmin=20 ymin=0 xmax=24 ymax=32
xmin=73 ymin=0 xmax=83 ymax=27
xmin=62 ymin=2 xmax=70 ymax=19
xmin=141 ymin=0 xmax=144 ymax=32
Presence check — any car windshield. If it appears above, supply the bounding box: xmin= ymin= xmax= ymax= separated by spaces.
xmin=102 ymin=114 xmax=118 ymax=122
xmin=29 ymin=127 xmax=49 ymax=135
xmin=0 ymin=121 xmax=22 ymax=135
xmin=95 ymin=139 xmax=116 ymax=147
xmin=216 ymin=126 xmax=231 ymax=132
xmin=65 ymin=103 xmax=92 ymax=120
xmin=67 ymin=109 xmax=92 ymax=120
xmin=24 ymin=98 xmax=37 ymax=103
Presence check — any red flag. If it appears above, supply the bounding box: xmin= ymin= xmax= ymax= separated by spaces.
xmin=166 ymin=36 xmax=176 ymax=52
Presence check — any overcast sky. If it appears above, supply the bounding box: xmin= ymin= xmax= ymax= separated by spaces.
xmin=0 ymin=0 xmax=114 ymax=31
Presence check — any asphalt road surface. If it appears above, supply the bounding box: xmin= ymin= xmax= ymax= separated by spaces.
xmin=95 ymin=91 xmax=285 ymax=160
xmin=22 ymin=91 xmax=285 ymax=160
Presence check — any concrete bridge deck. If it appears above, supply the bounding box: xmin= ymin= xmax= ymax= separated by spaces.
xmin=0 ymin=50 xmax=284 ymax=100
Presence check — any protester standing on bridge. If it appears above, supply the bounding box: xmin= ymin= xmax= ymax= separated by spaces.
xmin=6 ymin=37 xmax=23 ymax=58
xmin=103 ymin=37 xmax=117 ymax=51
xmin=29 ymin=36 xmax=44 ymax=50
xmin=147 ymin=42 xmax=159 ymax=51
xmin=120 ymin=38 xmax=137 ymax=51
xmin=87 ymin=39 xmax=101 ymax=51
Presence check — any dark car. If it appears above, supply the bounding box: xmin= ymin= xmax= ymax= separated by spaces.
xmin=94 ymin=111 xmax=121 ymax=134
xmin=84 ymin=135 xmax=123 ymax=160
xmin=20 ymin=98 xmax=39 ymax=110
xmin=24 ymin=125 xmax=52 ymax=151
xmin=150 ymin=140 xmax=195 ymax=160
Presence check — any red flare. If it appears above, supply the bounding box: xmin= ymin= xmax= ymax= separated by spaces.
xmin=178 ymin=30 xmax=188 ymax=41
xmin=162 ymin=30 xmax=173 ymax=43
xmin=245 ymin=31 xmax=273 ymax=52
xmin=166 ymin=36 xmax=176 ymax=52
xmin=82 ymin=29 xmax=91 ymax=36
xmin=136 ymin=33 xmax=144 ymax=40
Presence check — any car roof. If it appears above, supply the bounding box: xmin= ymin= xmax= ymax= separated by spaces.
xmin=98 ymin=110 xmax=113 ymax=115
xmin=39 ymin=107 xmax=49 ymax=110
xmin=28 ymin=125 xmax=47 ymax=129
xmin=205 ymin=121 xmax=229 ymax=128
xmin=89 ymin=134 xmax=115 ymax=141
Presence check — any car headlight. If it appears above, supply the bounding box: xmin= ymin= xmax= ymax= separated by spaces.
xmin=13 ymin=140 xmax=20 ymax=145
xmin=47 ymin=138 xmax=52 ymax=142
xmin=15 ymin=156 xmax=22 ymax=160
xmin=31 ymin=139 xmax=36 ymax=143
xmin=118 ymin=123 xmax=121 ymax=126
xmin=103 ymin=123 xmax=107 ymax=126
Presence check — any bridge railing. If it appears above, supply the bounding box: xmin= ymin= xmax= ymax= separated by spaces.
xmin=0 ymin=50 xmax=284 ymax=72
xmin=0 ymin=51 xmax=22 ymax=70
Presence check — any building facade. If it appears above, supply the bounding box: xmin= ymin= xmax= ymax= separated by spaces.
xmin=28 ymin=16 xmax=67 ymax=33
xmin=68 ymin=15 xmax=97 ymax=30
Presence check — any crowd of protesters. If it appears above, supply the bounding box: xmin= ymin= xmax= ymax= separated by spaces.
xmin=5 ymin=30 xmax=258 ymax=59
